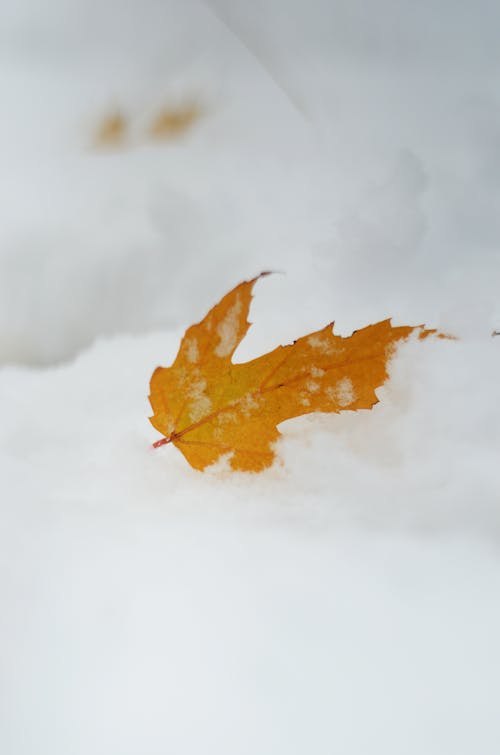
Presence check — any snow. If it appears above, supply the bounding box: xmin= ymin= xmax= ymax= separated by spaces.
xmin=214 ymin=296 xmax=243 ymax=357
xmin=1 ymin=1 xmax=500 ymax=753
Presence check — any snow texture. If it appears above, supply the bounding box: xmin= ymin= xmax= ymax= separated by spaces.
xmin=1 ymin=1 xmax=500 ymax=753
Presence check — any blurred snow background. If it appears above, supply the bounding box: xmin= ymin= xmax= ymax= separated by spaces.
xmin=1 ymin=1 xmax=500 ymax=753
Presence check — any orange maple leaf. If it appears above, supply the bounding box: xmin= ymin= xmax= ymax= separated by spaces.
xmin=149 ymin=102 xmax=202 ymax=140
xmin=149 ymin=274 xmax=439 ymax=472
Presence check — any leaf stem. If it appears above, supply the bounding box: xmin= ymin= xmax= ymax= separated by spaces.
xmin=152 ymin=437 xmax=171 ymax=448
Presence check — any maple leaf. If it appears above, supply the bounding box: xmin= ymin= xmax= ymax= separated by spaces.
xmin=93 ymin=110 xmax=127 ymax=148
xmin=149 ymin=102 xmax=202 ymax=140
xmin=149 ymin=274 xmax=439 ymax=472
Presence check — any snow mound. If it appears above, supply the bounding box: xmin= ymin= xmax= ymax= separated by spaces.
xmin=1 ymin=327 xmax=500 ymax=754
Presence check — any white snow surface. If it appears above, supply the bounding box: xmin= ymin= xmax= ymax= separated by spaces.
xmin=1 ymin=1 xmax=500 ymax=753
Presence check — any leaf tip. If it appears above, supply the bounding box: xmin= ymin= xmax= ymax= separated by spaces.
xmin=417 ymin=326 xmax=456 ymax=341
